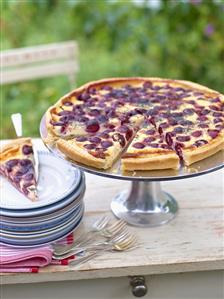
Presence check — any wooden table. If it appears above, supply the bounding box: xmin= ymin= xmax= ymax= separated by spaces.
xmin=1 ymin=139 xmax=224 ymax=289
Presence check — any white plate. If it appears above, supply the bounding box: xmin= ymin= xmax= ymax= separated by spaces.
xmin=0 ymin=175 xmax=85 ymax=217
xmin=0 ymin=151 xmax=82 ymax=210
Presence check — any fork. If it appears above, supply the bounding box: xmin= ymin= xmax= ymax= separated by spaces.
xmin=53 ymin=230 xmax=135 ymax=260
xmin=68 ymin=233 xmax=138 ymax=267
xmin=53 ymin=216 xmax=109 ymax=255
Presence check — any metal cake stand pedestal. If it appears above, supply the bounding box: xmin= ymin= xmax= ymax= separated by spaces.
xmin=40 ymin=116 xmax=224 ymax=227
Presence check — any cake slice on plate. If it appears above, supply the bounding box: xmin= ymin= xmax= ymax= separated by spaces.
xmin=0 ymin=138 xmax=38 ymax=201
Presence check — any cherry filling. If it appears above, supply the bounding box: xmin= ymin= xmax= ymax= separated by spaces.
xmin=208 ymin=129 xmax=219 ymax=139
xmin=5 ymin=159 xmax=19 ymax=170
xmin=112 ymin=133 xmax=126 ymax=147
xmin=159 ymin=122 xmax=169 ymax=129
xmin=76 ymin=136 xmax=88 ymax=142
xmin=132 ymin=142 xmax=145 ymax=149
xmin=179 ymin=120 xmax=193 ymax=126
xmin=88 ymin=109 xmax=101 ymax=116
xmin=84 ymin=143 xmax=96 ymax=150
xmin=89 ymin=136 xmax=101 ymax=144
xmin=213 ymin=112 xmax=223 ymax=117
xmin=209 ymin=105 xmax=219 ymax=111
xmin=24 ymin=173 xmax=34 ymax=181
xmin=165 ymin=132 xmax=173 ymax=146
xmin=173 ymin=126 xmax=184 ymax=134
xmin=145 ymin=129 xmax=156 ymax=135
xmin=174 ymin=143 xmax=184 ymax=161
xmin=198 ymin=123 xmax=209 ymax=128
xmin=78 ymin=92 xmax=91 ymax=101
xmin=193 ymin=140 xmax=208 ymax=147
xmin=85 ymin=120 xmax=100 ymax=133
xmin=22 ymin=145 xmax=33 ymax=155
xmin=97 ymin=115 xmax=108 ymax=123
xmin=144 ymin=136 xmax=156 ymax=143
xmin=176 ymin=136 xmax=191 ymax=142
xmin=191 ymin=130 xmax=202 ymax=137
xmin=158 ymin=126 xmax=163 ymax=135
xmin=101 ymin=141 xmax=113 ymax=148
xmin=214 ymin=118 xmax=222 ymax=124
xmin=98 ymin=132 xmax=110 ymax=139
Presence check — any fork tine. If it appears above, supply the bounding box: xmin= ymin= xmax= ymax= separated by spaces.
xmin=93 ymin=216 xmax=109 ymax=230
xmin=106 ymin=220 xmax=126 ymax=230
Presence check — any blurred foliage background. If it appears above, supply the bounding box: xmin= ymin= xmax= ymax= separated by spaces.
xmin=1 ymin=0 xmax=224 ymax=139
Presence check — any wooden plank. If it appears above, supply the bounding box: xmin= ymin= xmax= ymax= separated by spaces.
xmin=1 ymin=61 xmax=79 ymax=84
xmin=1 ymin=41 xmax=78 ymax=67
xmin=1 ymin=139 xmax=224 ymax=284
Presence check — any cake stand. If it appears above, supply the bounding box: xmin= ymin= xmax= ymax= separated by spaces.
xmin=40 ymin=116 xmax=224 ymax=227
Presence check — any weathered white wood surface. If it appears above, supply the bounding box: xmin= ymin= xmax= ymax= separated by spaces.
xmin=1 ymin=139 xmax=224 ymax=285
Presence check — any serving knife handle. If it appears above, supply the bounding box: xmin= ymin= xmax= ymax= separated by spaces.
xmin=11 ymin=113 xmax=23 ymax=137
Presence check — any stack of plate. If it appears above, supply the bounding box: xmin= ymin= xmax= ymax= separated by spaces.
xmin=0 ymin=152 xmax=85 ymax=247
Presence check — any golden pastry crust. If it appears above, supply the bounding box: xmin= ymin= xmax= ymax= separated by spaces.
xmin=57 ymin=139 xmax=121 ymax=169
xmin=0 ymin=138 xmax=32 ymax=162
xmin=183 ymin=134 xmax=224 ymax=166
xmin=121 ymin=152 xmax=179 ymax=171
xmin=45 ymin=77 xmax=224 ymax=171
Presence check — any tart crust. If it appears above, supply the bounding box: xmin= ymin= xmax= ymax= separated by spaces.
xmin=183 ymin=134 xmax=224 ymax=166
xmin=121 ymin=151 xmax=179 ymax=171
xmin=57 ymin=139 xmax=121 ymax=169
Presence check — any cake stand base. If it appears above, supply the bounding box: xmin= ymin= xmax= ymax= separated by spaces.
xmin=111 ymin=181 xmax=178 ymax=227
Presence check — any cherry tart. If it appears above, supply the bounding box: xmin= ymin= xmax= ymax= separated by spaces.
xmin=46 ymin=78 xmax=224 ymax=171
xmin=0 ymin=138 xmax=38 ymax=201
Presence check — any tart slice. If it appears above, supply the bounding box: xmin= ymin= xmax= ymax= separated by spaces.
xmin=121 ymin=123 xmax=179 ymax=171
xmin=0 ymin=138 xmax=38 ymax=201
xmin=56 ymin=123 xmax=138 ymax=169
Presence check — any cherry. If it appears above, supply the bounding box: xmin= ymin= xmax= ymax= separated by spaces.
xmin=183 ymin=108 xmax=194 ymax=115
xmin=173 ymin=127 xmax=184 ymax=134
xmin=85 ymin=120 xmax=100 ymax=133
xmin=76 ymin=136 xmax=88 ymax=142
xmin=112 ymin=133 xmax=126 ymax=147
xmin=98 ymin=132 xmax=110 ymax=139
xmin=89 ymin=137 xmax=101 ymax=144
xmin=208 ymin=129 xmax=219 ymax=139
xmin=101 ymin=141 xmax=113 ymax=148
xmin=214 ymin=118 xmax=222 ymax=124
xmin=191 ymin=131 xmax=202 ymax=137
xmin=165 ymin=132 xmax=173 ymax=146
xmin=133 ymin=142 xmax=145 ymax=149
xmin=20 ymin=159 xmax=32 ymax=167
xmin=145 ymin=129 xmax=156 ymax=135
xmin=24 ymin=173 xmax=34 ymax=181
xmin=176 ymin=136 xmax=191 ymax=142
xmin=84 ymin=144 xmax=96 ymax=150
xmin=6 ymin=159 xmax=19 ymax=168
xmin=194 ymin=140 xmax=208 ymax=147
xmin=22 ymin=145 xmax=33 ymax=155
xmin=158 ymin=126 xmax=163 ymax=135
xmin=144 ymin=137 xmax=156 ymax=143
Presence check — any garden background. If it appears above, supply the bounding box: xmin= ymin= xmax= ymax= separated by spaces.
xmin=1 ymin=0 xmax=224 ymax=139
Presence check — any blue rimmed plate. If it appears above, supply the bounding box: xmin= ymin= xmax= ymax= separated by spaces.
xmin=0 ymin=172 xmax=85 ymax=218
xmin=0 ymin=151 xmax=82 ymax=210
xmin=0 ymin=205 xmax=84 ymax=247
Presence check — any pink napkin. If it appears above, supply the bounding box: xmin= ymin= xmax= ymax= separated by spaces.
xmin=0 ymin=233 xmax=75 ymax=273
